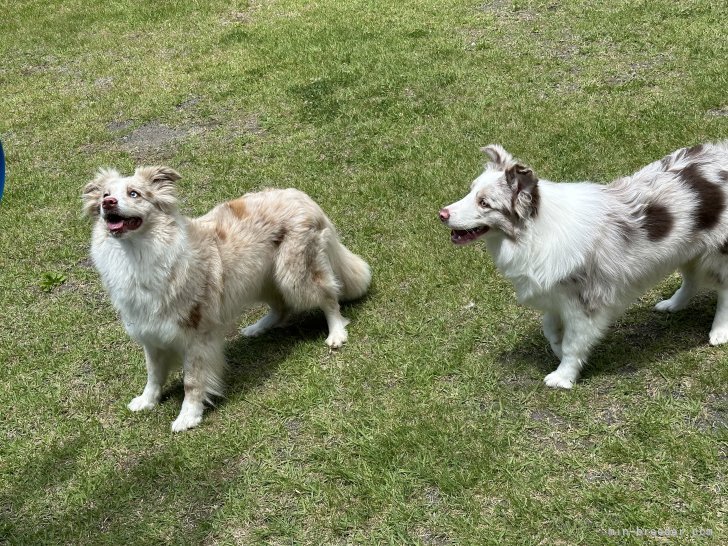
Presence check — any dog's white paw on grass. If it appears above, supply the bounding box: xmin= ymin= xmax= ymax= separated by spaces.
xmin=171 ymin=410 xmax=203 ymax=432
xmin=325 ymin=329 xmax=348 ymax=349
xmin=128 ymin=396 xmax=158 ymax=412
xmin=240 ymin=323 xmax=267 ymax=337
xmin=543 ymin=371 xmax=575 ymax=389
xmin=654 ymin=299 xmax=685 ymax=313
xmin=709 ymin=328 xmax=728 ymax=346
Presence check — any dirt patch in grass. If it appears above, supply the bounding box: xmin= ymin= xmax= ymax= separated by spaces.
xmin=707 ymin=107 xmax=728 ymax=118
xmin=411 ymin=524 xmax=451 ymax=546
xmin=225 ymin=0 xmax=266 ymax=25
xmin=477 ymin=0 xmax=540 ymax=21
xmin=117 ymin=121 xmax=192 ymax=155
xmin=106 ymin=120 xmax=134 ymax=133
xmin=692 ymin=394 xmax=728 ymax=432
xmin=529 ymin=408 xmax=567 ymax=427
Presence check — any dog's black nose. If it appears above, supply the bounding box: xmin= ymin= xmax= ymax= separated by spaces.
xmin=102 ymin=197 xmax=118 ymax=210
xmin=439 ymin=208 xmax=450 ymax=222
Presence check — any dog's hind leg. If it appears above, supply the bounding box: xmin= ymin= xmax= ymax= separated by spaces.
xmin=274 ymin=226 xmax=353 ymax=348
xmin=655 ymin=262 xmax=699 ymax=312
xmin=172 ymin=339 xmax=226 ymax=432
xmin=241 ymin=292 xmax=290 ymax=337
xmin=240 ymin=306 xmax=288 ymax=337
xmin=544 ymin=308 xmax=612 ymax=389
xmin=542 ymin=312 xmax=564 ymax=359
xmin=710 ymin=288 xmax=728 ymax=345
xmin=321 ymin=296 xmax=350 ymax=349
xmin=128 ymin=345 xmax=179 ymax=412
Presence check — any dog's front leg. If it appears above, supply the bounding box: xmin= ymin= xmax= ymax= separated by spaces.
xmin=171 ymin=339 xmax=225 ymax=432
xmin=709 ymin=288 xmax=728 ymax=345
xmin=542 ymin=312 xmax=563 ymax=359
xmin=543 ymin=309 xmax=610 ymax=389
xmin=128 ymin=345 xmax=177 ymax=411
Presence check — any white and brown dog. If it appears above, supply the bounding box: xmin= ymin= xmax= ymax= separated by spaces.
xmin=441 ymin=142 xmax=728 ymax=388
xmin=83 ymin=167 xmax=370 ymax=431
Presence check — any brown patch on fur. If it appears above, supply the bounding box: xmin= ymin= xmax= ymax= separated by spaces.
xmin=505 ymin=164 xmax=540 ymax=219
xmin=227 ymin=198 xmax=247 ymax=218
xmin=215 ymin=225 xmax=228 ymax=241
xmin=529 ymin=185 xmax=540 ymax=218
xmin=680 ymin=163 xmax=725 ymax=231
xmin=181 ymin=302 xmax=202 ymax=330
xmin=311 ymin=269 xmax=323 ymax=284
xmin=272 ymin=227 xmax=287 ymax=246
xmin=684 ymin=143 xmax=705 ymax=160
xmin=642 ymin=203 xmax=673 ymax=241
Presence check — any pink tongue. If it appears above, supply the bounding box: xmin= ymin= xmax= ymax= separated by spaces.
xmin=108 ymin=219 xmax=125 ymax=231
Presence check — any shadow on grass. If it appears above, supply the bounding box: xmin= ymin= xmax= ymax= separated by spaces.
xmin=221 ymin=295 xmax=371 ymax=407
xmin=2 ymin=302 xmax=370 ymax=543
xmin=1 ymin=441 xmax=238 ymax=543
xmin=157 ymin=293 xmax=371 ymax=413
xmin=498 ymin=293 xmax=717 ymax=382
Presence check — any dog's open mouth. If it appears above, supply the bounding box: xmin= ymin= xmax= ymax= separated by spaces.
xmin=450 ymin=226 xmax=489 ymax=244
xmin=105 ymin=213 xmax=143 ymax=235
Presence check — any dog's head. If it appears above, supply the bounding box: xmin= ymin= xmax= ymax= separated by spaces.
xmin=82 ymin=166 xmax=181 ymax=238
xmin=439 ymin=145 xmax=539 ymax=244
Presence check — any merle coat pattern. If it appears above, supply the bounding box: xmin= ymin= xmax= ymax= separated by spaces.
xmin=83 ymin=167 xmax=371 ymax=431
xmin=440 ymin=142 xmax=728 ymax=388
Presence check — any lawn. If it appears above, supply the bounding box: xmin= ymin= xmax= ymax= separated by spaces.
xmin=1 ymin=0 xmax=726 ymax=544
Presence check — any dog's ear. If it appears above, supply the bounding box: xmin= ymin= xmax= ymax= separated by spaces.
xmin=135 ymin=166 xmax=181 ymax=214
xmin=81 ymin=168 xmax=118 ymax=218
xmin=505 ymin=164 xmax=540 ymax=218
xmin=135 ymin=166 xmax=181 ymax=187
xmin=480 ymin=144 xmax=514 ymax=169
xmin=505 ymin=164 xmax=538 ymax=193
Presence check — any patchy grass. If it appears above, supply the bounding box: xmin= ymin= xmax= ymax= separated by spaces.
xmin=1 ymin=0 xmax=726 ymax=544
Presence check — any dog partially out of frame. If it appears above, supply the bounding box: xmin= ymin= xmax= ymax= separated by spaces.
xmin=440 ymin=141 xmax=728 ymax=388
xmin=83 ymin=167 xmax=371 ymax=431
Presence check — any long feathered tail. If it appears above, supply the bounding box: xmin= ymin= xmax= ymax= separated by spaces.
xmin=327 ymin=235 xmax=371 ymax=301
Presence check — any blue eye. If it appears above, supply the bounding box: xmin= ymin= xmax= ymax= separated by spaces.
xmin=129 ymin=190 xmax=139 ymax=198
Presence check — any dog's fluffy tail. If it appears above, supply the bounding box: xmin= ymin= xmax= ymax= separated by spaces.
xmin=327 ymin=236 xmax=371 ymax=301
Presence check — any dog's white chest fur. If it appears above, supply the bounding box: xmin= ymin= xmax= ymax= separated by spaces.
xmin=91 ymin=230 xmax=185 ymax=347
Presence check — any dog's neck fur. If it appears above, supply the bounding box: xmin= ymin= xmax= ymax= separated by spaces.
xmin=485 ymin=179 xmax=608 ymax=303
xmin=92 ymin=210 xmax=194 ymax=303
xmin=111 ymin=213 xmax=187 ymax=268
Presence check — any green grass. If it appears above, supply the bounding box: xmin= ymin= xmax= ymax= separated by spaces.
xmin=1 ymin=0 xmax=726 ymax=543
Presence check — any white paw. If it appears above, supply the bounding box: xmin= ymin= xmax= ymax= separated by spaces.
xmin=544 ymin=370 xmax=575 ymax=389
xmin=240 ymin=324 xmax=265 ymax=337
xmin=655 ymin=299 xmax=681 ymax=313
xmin=709 ymin=328 xmax=728 ymax=346
xmin=128 ymin=395 xmax=158 ymax=412
xmin=325 ymin=329 xmax=348 ymax=349
xmin=171 ymin=411 xmax=203 ymax=432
